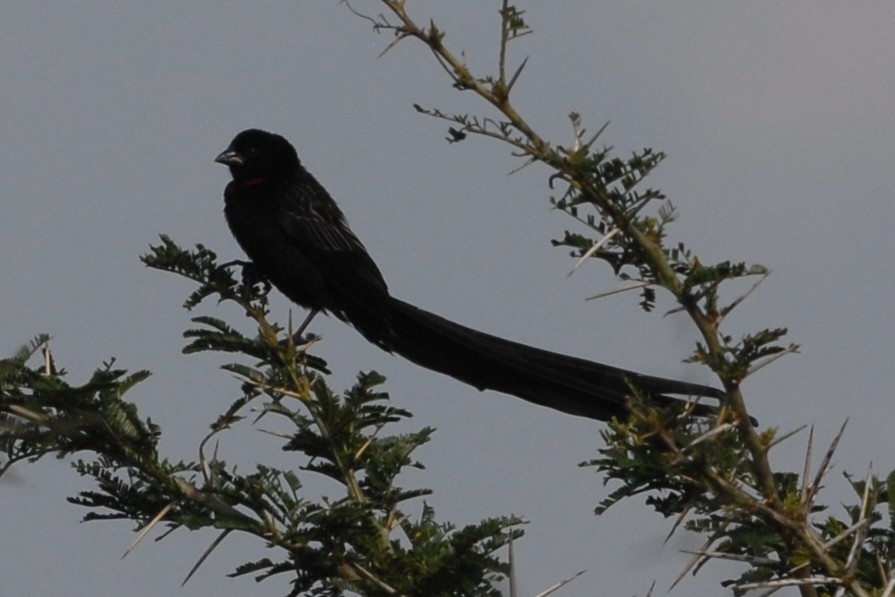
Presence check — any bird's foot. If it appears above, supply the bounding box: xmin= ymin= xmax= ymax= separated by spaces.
xmin=222 ymin=259 xmax=272 ymax=300
xmin=280 ymin=332 xmax=321 ymax=350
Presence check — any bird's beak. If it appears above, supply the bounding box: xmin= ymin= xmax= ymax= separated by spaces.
xmin=215 ymin=149 xmax=243 ymax=166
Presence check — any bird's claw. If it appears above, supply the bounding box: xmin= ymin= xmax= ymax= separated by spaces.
xmin=222 ymin=259 xmax=272 ymax=300
xmin=280 ymin=332 xmax=321 ymax=350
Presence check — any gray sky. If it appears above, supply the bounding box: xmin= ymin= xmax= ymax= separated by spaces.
xmin=3 ymin=2 xmax=894 ymax=596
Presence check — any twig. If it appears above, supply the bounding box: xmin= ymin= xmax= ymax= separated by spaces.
xmin=354 ymin=423 xmax=386 ymax=460
xmin=823 ymin=519 xmax=871 ymax=551
xmin=662 ymin=505 xmax=690 ymax=545
xmin=744 ymin=344 xmax=799 ymax=377
xmin=507 ymin=155 xmax=537 ymax=176
xmin=719 ymin=271 xmax=770 ymax=322
xmin=736 ymin=576 xmax=841 ymax=590
xmin=505 ymin=56 xmax=529 ymax=95
xmin=881 ymin=578 xmax=895 ymax=597
xmin=352 ymin=561 xmax=405 ymax=596
xmin=122 ymin=501 xmax=176 ymax=559
xmin=585 ymin=280 xmax=651 ymax=301
xmin=808 ymin=420 xmax=848 ymax=505
xmin=767 ymin=424 xmax=807 ymax=451
xmin=182 ymin=530 xmax=231 ymax=586
xmin=567 ymin=228 xmax=620 ymax=277
xmin=669 ymin=534 xmax=714 ymax=591
xmin=686 ymin=423 xmax=735 ymax=448
xmin=533 ymin=569 xmax=587 ymax=597
xmin=508 ymin=532 xmax=517 ymax=597
xmin=841 ymin=466 xmax=874 ymax=578
xmin=681 ymin=549 xmax=778 ymax=566
xmin=800 ymin=426 xmax=814 ymax=504
xmin=42 ymin=343 xmax=53 ymax=375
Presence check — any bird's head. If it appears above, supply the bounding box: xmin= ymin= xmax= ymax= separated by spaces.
xmin=215 ymin=129 xmax=300 ymax=183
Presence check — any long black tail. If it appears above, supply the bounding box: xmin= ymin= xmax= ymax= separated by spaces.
xmin=362 ymin=296 xmax=723 ymax=422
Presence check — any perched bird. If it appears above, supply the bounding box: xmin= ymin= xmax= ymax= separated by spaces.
xmin=215 ymin=129 xmax=723 ymax=421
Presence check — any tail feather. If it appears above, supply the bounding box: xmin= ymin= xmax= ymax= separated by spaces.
xmin=372 ymin=297 xmax=722 ymax=421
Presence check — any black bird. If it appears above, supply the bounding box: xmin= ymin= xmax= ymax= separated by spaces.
xmin=215 ymin=129 xmax=723 ymax=421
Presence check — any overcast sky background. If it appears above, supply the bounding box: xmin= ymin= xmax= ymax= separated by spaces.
xmin=3 ymin=2 xmax=894 ymax=596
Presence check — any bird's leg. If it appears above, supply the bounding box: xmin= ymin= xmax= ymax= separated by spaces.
xmin=291 ymin=308 xmax=321 ymax=345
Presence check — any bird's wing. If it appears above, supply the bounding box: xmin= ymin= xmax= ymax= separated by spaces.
xmin=277 ymin=177 xmax=391 ymax=301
